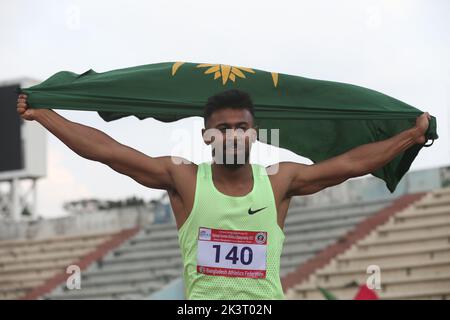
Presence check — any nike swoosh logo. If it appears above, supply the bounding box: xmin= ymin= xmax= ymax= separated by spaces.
xmin=248 ymin=207 xmax=267 ymax=215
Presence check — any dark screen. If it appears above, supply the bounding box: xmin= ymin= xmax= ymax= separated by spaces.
xmin=0 ymin=84 xmax=24 ymax=172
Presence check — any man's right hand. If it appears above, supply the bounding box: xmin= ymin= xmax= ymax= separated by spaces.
xmin=17 ymin=94 xmax=38 ymax=121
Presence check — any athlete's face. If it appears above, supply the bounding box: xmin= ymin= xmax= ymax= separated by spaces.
xmin=202 ymin=108 xmax=257 ymax=166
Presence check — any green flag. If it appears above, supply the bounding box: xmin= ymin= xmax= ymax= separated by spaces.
xmin=318 ymin=287 xmax=338 ymax=300
xmin=18 ymin=61 xmax=438 ymax=192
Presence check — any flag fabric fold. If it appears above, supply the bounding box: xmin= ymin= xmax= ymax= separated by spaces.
xmin=18 ymin=61 xmax=438 ymax=192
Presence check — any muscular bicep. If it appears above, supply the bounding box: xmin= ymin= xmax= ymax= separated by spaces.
xmin=284 ymin=156 xmax=354 ymax=197
xmin=102 ymin=142 xmax=176 ymax=190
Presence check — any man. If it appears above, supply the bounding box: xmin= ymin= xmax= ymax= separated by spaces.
xmin=16 ymin=89 xmax=430 ymax=299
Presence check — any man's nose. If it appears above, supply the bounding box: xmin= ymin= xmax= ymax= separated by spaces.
xmin=224 ymin=129 xmax=237 ymax=139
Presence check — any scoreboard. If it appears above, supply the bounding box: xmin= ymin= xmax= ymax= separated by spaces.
xmin=0 ymin=84 xmax=23 ymax=172
xmin=0 ymin=80 xmax=46 ymax=180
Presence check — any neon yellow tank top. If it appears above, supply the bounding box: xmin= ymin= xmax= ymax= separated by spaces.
xmin=177 ymin=161 xmax=285 ymax=300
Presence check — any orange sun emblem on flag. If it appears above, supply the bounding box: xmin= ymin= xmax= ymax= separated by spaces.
xmin=171 ymin=62 xmax=278 ymax=87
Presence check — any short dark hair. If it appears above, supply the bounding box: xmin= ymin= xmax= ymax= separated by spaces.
xmin=203 ymin=89 xmax=255 ymax=125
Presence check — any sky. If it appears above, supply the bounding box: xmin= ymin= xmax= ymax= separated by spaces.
xmin=1 ymin=0 xmax=449 ymax=218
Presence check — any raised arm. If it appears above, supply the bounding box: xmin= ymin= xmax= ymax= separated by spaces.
xmin=284 ymin=112 xmax=431 ymax=197
xmin=16 ymin=94 xmax=178 ymax=191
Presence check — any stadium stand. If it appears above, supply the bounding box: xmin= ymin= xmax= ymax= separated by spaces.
xmin=279 ymin=198 xmax=393 ymax=277
xmin=0 ymin=229 xmax=138 ymax=300
xmin=284 ymin=187 xmax=450 ymax=299
xmin=44 ymin=223 xmax=181 ymax=299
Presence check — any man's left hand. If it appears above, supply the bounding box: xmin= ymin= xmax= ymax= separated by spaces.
xmin=414 ymin=112 xmax=431 ymax=145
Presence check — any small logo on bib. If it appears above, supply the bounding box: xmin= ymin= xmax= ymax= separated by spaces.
xmin=255 ymin=232 xmax=266 ymax=244
xmin=248 ymin=206 xmax=267 ymax=215
xmin=199 ymin=228 xmax=212 ymax=240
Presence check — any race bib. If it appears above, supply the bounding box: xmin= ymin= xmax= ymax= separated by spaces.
xmin=197 ymin=227 xmax=267 ymax=279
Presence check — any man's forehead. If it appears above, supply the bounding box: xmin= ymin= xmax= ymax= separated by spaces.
xmin=207 ymin=108 xmax=254 ymax=126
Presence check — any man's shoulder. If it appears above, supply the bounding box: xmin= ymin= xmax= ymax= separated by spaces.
xmin=264 ymin=161 xmax=309 ymax=176
xmin=166 ymin=156 xmax=198 ymax=172
xmin=164 ymin=157 xmax=198 ymax=196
